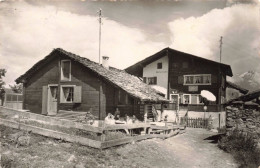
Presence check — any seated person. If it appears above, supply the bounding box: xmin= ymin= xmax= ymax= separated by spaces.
xmin=125 ymin=115 xmax=133 ymax=124
xmin=114 ymin=108 xmax=121 ymax=120
xmin=104 ymin=113 xmax=115 ymax=125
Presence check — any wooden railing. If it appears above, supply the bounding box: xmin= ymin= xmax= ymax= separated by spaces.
xmin=0 ymin=107 xmax=185 ymax=149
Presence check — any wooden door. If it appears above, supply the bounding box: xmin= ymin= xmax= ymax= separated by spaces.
xmin=48 ymin=86 xmax=58 ymax=115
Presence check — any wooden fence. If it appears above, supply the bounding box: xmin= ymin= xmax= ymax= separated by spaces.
xmin=180 ymin=117 xmax=208 ymax=128
xmin=3 ymin=93 xmax=23 ymax=110
xmin=0 ymin=107 xmax=185 ymax=149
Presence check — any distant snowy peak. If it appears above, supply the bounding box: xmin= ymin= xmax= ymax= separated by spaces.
xmin=239 ymin=70 xmax=257 ymax=80
xmin=230 ymin=70 xmax=260 ymax=92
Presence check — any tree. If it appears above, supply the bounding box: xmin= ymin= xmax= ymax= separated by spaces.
xmin=0 ymin=69 xmax=7 ymax=106
xmin=9 ymin=84 xmax=23 ymax=93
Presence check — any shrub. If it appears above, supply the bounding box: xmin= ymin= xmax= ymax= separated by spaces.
xmin=218 ymin=129 xmax=260 ymax=168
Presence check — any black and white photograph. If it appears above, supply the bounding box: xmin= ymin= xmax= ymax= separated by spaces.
xmin=0 ymin=0 xmax=260 ymax=167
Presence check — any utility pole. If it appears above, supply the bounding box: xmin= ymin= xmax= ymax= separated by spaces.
xmin=98 ymin=9 xmax=103 ymax=120
xmin=219 ymin=36 xmax=223 ymax=63
xmin=98 ymin=9 xmax=102 ymax=65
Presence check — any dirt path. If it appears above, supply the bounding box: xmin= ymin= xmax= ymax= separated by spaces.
xmin=157 ymin=128 xmax=238 ymax=168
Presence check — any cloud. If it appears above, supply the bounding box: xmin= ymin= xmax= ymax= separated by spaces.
xmin=1 ymin=1 xmax=259 ymax=89
xmin=168 ymin=4 xmax=260 ymax=74
xmin=0 ymin=2 xmax=165 ymax=85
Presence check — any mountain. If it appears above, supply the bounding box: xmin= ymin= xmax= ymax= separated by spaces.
xmin=229 ymin=70 xmax=260 ymax=92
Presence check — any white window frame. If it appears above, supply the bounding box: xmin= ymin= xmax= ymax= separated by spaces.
xmin=147 ymin=77 xmax=157 ymax=85
xmin=183 ymin=94 xmax=204 ymax=105
xmin=183 ymin=74 xmax=211 ymax=85
xmin=60 ymin=85 xmax=75 ymax=103
xmin=61 ymin=60 xmax=71 ymax=81
xmin=48 ymin=84 xmax=58 ymax=100
xmin=183 ymin=94 xmax=191 ymax=104
xmin=197 ymin=95 xmax=204 ymax=105
xmin=170 ymin=94 xmax=179 ymax=104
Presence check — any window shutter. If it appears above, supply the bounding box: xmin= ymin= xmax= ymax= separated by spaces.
xmin=42 ymin=86 xmax=48 ymax=115
xmin=211 ymin=75 xmax=217 ymax=83
xmin=143 ymin=77 xmax=147 ymax=83
xmin=74 ymin=86 xmax=82 ymax=103
xmin=154 ymin=77 xmax=157 ymax=85
xmin=178 ymin=76 xmax=184 ymax=84
xmin=60 ymin=87 xmax=65 ymax=103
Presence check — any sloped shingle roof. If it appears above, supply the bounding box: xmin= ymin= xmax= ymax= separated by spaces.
xmin=226 ymin=81 xmax=249 ymax=94
xmin=125 ymin=47 xmax=233 ymax=77
xmin=16 ymin=48 xmax=168 ymax=103
xmin=225 ymin=89 xmax=260 ymax=105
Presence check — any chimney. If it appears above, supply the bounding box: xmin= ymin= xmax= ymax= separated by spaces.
xmin=102 ymin=56 xmax=109 ymax=69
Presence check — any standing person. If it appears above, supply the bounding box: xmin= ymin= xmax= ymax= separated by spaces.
xmin=114 ymin=107 xmax=120 ymax=120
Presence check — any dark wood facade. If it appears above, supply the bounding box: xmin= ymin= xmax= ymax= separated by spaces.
xmin=126 ymin=48 xmax=233 ymax=112
xmin=22 ymin=53 xmax=143 ymax=120
xmin=168 ymin=51 xmax=227 ymax=111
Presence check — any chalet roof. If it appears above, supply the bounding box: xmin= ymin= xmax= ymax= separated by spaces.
xmin=226 ymin=81 xmax=249 ymax=94
xmin=16 ymin=48 xmax=168 ymax=103
xmin=125 ymin=47 xmax=233 ymax=77
xmin=225 ymin=89 xmax=260 ymax=105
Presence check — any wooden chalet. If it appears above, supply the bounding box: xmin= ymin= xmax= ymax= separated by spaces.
xmin=126 ymin=47 xmax=233 ymax=112
xmin=15 ymin=48 xmax=168 ymax=120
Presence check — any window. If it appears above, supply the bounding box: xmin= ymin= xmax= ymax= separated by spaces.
xmin=198 ymin=95 xmax=203 ymax=104
xmin=182 ymin=94 xmax=203 ymax=104
xmin=182 ymin=62 xmax=189 ymax=68
xmin=184 ymin=74 xmax=211 ymax=85
xmin=194 ymin=76 xmax=203 ymax=84
xmin=203 ymin=75 xmax=211 ymax=84
xmin=170 ymin=94 xmax=179 ymax=104
xmin=183 ymin=94 xmax=190 ymax=104
xmin=143 ymin=77 xmax=157 ymax=85
xmin=61 ymin=60 xmax=71 ymax=81
xmin=157 ymin=62 xmax=162 ymax=69
xmin=60 ymin=85 xmax=82 ymax=103
xmin=146 ymin=77 xmax=157 ymax=85
xmin=172 ymin=63 xmax=178 ymax=68
xmin=185 ymin=76 xmax=193 ymax=84
xmin=62 ymin=87 xmax=74 ymax=103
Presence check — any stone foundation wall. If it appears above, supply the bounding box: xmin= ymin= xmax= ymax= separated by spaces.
xmin=226 ymin=106 xmax=260 ymax=139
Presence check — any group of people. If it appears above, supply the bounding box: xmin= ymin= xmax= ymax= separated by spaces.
xmin=104 ymin=108 xmax=139 ymax=125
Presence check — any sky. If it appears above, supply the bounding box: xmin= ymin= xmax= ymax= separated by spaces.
xmin=0 ymin=0 xmax=260 ymax=86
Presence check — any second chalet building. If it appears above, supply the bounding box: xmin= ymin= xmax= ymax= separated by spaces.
xmin=125 ymin=47 xmax=233 ymax=112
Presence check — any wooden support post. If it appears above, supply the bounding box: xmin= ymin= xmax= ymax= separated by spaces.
xmin=144 ymin=104 xmax=148 ymax=123
xmin=101 ymin=122 xmax=106 ymax=142
xmin=219 ymin=113 xmax=221 ymax=129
